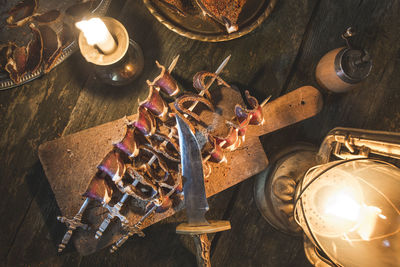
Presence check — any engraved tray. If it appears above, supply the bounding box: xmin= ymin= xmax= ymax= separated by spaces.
xmin=143 ymin=0 xmax=277 ymax=42
xmin=0 ymin=0 xmax=111 ymax=90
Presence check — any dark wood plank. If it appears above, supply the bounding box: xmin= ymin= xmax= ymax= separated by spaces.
xmin=5 ymin=0 xmax=386 ymax=266
xmin=78 ymin=0 xmax=318 ymax=264
xmin=212 ymin=1 xmax=400 ymax=267
xmin=211 ymin=178 xmax=311 ymax=267
xmin=211 ymin=1 xmax=400 ymax=266
xmin=2 ymin=0 xmax=129 ymax=265
xmin=281 ymin=0 xmax=400 ymax=142
xmin=78 ymin=188 xmax=236 ymax=267
xmin=0 ymin=53 xmax=89 ymax=265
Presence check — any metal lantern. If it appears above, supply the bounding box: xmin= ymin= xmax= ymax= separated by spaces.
xmin=255 ymin=128 xmax=400 ymax=266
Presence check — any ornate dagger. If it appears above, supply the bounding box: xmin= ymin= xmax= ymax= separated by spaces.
xmin=175 ymin=115 xmax=231 ymax=267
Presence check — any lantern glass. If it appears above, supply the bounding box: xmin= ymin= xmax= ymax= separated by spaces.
xmin=295 ymin=159 xmax=400 ymax=267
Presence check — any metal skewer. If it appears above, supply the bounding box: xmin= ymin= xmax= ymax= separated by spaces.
xmin=94 ymin=55 xmax=181 ymax=239
xmin=95 ymin=55 xmax=231 ymax=249
xmin=106 ymin=55 xmax=231 ymax=252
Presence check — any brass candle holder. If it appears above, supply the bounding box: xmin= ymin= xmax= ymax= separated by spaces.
xmin=78 ymin=17 xmax=144 ymax=86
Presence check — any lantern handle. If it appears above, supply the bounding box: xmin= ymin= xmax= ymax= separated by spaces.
xmin=317 ymin=127 xmax=400 ymax=163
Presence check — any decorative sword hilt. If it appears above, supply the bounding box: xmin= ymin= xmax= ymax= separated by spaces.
xmin=109 ymin=222 xmax=145 ymax=253
xmin=109 ymin=185 xmax=179 ymax=253
xmin=57 ymin=197 xmax=90 ymax=252
xmin=95 ymin=193 xmax=129 ymax=239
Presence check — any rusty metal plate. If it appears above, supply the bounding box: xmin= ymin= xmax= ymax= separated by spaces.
xmin=0 ymin=0 xmax=111 ymax=90
xmin=143 ymin=0 xmax=277 ymax=42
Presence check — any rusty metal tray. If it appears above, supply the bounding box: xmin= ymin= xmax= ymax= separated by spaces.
xmin=143 ymin=0 xmax=277 ymax=42
xmin=0 ymin=0 xmax=111 ymax=91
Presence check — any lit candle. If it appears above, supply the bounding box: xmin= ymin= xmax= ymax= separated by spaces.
xmin=76 ymin=18 xmax=117 ymax=55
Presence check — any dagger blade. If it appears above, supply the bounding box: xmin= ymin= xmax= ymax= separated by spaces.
xmin=176 ymin=115 xmax=209 ymax=225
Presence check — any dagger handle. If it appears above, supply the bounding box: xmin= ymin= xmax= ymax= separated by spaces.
xmin=193 ymin=234 xmax=211 ymax=267
xmin=176 ymin=220 xmax=231 ymax=267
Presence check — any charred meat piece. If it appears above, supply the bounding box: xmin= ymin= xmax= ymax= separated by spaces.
xmin=33 ymin=10 xmax=61 ymax=24
xmin=0 ymin=44 xmax=10 ymax=72
xmin=229 ymin=104 xmax=252 ymax=139
xmin=83 ymin=174 xmax=113 ymax=204
xmin=159 ymin=0 xmax=187 ymax=16
xmin=26 ymin=24 xmax=43 ymax=73
xmin=37 ymin=25 xmax=62 ymax=73
xmin=5 ymin=44 xmax=28 ymax=83
xmin=195 ymin=0 xmax=247 ymax=33
xmin=6 ymin=0 xmax=38 ymax=27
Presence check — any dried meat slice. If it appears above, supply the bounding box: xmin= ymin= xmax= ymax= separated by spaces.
xmin=6 ymin=0 xmax=38 ymax=27
xmin=33 ymin=10 xmax=61 ymax=24
xmin=97 ymin=150 xmax=126 ymax=183
xmin=5 ymin=45 xmax=28 ymax=83
xmin=83 ymin=174 xmax=113 ymax=204
xmin=207 ymin=135 xmax=226 ymax=163
xmin=134 ymin=106 xmax=157 ymax=136
xmin=114 ymin=125 xmax=140 ymax=158
xmin=37 ymin=25 xmax=62 ymax=73
xmin=195 ymin=0 xmax=247 ymax=33
xmin=147 ymin=61 xmax=180 ymax=96
xmin=0 ymin=44 xmax=10 ymax=72
xmin=125 ymin=167 xmax=158 ymax=200
xmin=26 ymin=24 xmax=43 ymax=73
xmin=213 ymin=126 xmax=241 ymax=151
xmin=44 ymin=46 xmax=63 ymax=73
xmin=193 ymin=71 xmax=230 ymax=99
xmin=174 ymin=94 xmax=214 ymax=122
xmin=139 ymin=85 xmax=169 ymax=119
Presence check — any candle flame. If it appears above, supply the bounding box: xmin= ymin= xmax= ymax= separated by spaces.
xmin=76 ymin=18 xmax=111 ymax=46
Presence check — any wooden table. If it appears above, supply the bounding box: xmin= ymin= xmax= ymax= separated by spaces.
xmin=1 ymin=0 xmax=400 ymax=266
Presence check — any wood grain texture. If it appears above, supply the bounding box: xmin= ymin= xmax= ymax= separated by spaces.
xmin=283 ymin=0 xmax=400 ymax=142
xmin=249 ymin=86 xmax=323 ymax=137
xmin=3 ymin=0 xmax=399 ymax=266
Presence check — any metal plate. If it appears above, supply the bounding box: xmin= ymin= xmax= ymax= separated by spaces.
xmin=143 ymin=0 xmax=277 ymax=42
xmin=0 ymin=0 xmax=111 ymax=91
